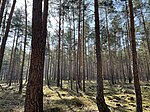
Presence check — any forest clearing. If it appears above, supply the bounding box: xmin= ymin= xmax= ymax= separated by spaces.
xmin=0 ymin=81 xmax=150 ymax=112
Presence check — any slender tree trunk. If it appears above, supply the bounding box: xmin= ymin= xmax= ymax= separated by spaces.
xmin=86 ymin=37 xmax=89 ymax=81
xmin=57 ymin=0 xmax=61 ymax=87
xmin=43 ymin=0 xmax=49 ymax=86
xmin=1 ymin=5 xmax=8 ymax=37
xmin=0 ymin=0 xmax=6 ymax=27
xmin=114 ymin=35 xmax=118 ymax=83
xmin=94 ymin=0 xmax=110 ymax=111
xmin=25 ymin=52 xmax=30 ymax=83
xmin=125 ymin=1 xmax=132 ymax=83
xmin=25 ymin=0 xmax=46 ymax=111
xmin=6 ymin=30 xmax=16 ymax=83
xmin=46 ymin=38 xmax=50 ymax=86
xmin=8 ymin=30 xmax=19 ymax=86
xmin=60 ymin=45 xmax=63 ymax=88
xmin=0 ymin=0 xmax=16 ymax=72
xmin=68 ymin=13 xmax=73 ymax=90
xmin=77 ymin=0 xmax=82 ymax=90
xmin=82 ymin=0 xmax=85 ymax=92
xmin=54 ymin=51 xmax=57 ymax=80
xmin=122 ymin=34 xmax=127 ymax=83
xmin=15 ymin=45 xmax=22 ymax=83
xmin=49 ymin=50 xmax=53 ymax=81
xmin=60 ymin=9 xmax=64 ymax=89
xmin=105 ymin=7 xmax=114 ymax=84
xmin=72 ymin=7 xmax=78 ymax=92
xmin=128 ymin=0 xmax=142 ymax=112
xmin=18 ymin=0 xmax=28 ymax=94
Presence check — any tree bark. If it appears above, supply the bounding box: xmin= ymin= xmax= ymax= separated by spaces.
xmin=6 ymin=30 xmax=16 ymax=84
xmin=57 ymin=0 xmax=61 ymax=87
xmin=94 ymin=0 xmax=110 ymax=111
xmin=128 ymin=0 xmax=143 ymax=112
xmin=105 ymin=7 xmax=114 ymax=85
xmin=18 ymin=0 xmax=28 ymax=94
xmin=72 ymin=7 xmax=78 ymax=92
xmin=68 ymin=13 xmax=73 ymax=90
xmin=45 ymin=38 xmax=50 ymax=86
xmin=77 ymin=0 xmax=82 ymax=90
xmin=0 ymin=0 xmax=6 ymax=27
xmin=125 ymin=1 xmax=132 ymax=83
xmin=82 ymin=0 xmax=85 ymax=92
xmin=1 ymin=5 xmax=8 ymax=36
xmin=24 ymin=0 xmax=46 ymax=111
xmin=8 ymin=30 xmax=19 ymax=86
xmin=60 ymin=9 xmax=65 ymax=89
xmin=43 ymin=0 xmax=49 ymax=85
xmin=25 ymin=52 xmax=30 ymax=84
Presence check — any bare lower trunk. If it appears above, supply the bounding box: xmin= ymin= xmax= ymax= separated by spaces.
xmin=8 ymin=30 xmax=19 ymax=86
xmin=6 ymin=30 xmax=16 ymax=83
xmin=77 ymin=0 xmax=82 ymax=90
xmin=105 ymin=7 xmax=114 ymax=85
xmin=128 ymin=0 xmax=142 ymax=111
xmin=94 ymin=0 xmax=110 ymax=111
xmin=24 ymin=0 xmax=47 ymax=111
xmin=82 ymin=0 xmax=85 ymax=92
xmin=19 ymin=0 xmax=28 ymax=94
xmin=57 ymin=0 xmax=61 ymax=87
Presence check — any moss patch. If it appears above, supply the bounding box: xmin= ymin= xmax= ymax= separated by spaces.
xmin=0 ymin=81 xmax=150 ymax=112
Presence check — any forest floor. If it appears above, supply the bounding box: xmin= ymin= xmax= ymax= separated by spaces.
xmin=0 ymin=81 xmax=150 ymax=112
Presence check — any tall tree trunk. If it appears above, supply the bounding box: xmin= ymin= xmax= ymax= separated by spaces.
xmin=43 ymin=0 xmax=49 ymax=86
xmin=128 ymin=0 xmax=142 ymax=112
xmin=122 ymin=33 xmax=127 ymax=83
xmin=94 ymin=0 xmax=110 ymax=111
xmin=60 ymin=9 xmax=64 ymax=89
xmin=57 ymin=0 xmax=61 ymax=87
xmin=8 ymin=30 xmax=19 ymax=86
xmin=49 ymin=48 xmax=53 ymax=81
xmin=125 ymin=1 xmax=132 ymax=83
xmin=6 ymin=30 xmax=16 ymax=83
xmin=86 ymin=37 xmax=89 ymax=81
xmin=72 ymin=7 xmax=78 ymax=92
xmin=25 ymin=52 xmax=30 ymax=83
xmin=1 ymin=5 xmax=8 ymax=36
xmin=105 ymin=7 xmax=114 ymax=84
xmin=77 ymin=0 xmax=82 ymax=90
xmin=82 ymin=0 xmax=85 ymax=92
xmin=18 ymin=0 xmax=28 ymax=94
xmin=60 ymin=41 xmax=63 ymax=89
xmin=0 ymin=0 xmax=6 ymax=27
xmin=46 ymin=38 xmax=50 ymax=86
xmin=15 ymin=45 xmax=22 ymax=83
xmin=0 ymin=0 xmax=16 ymax=72
xmin=54 ymin=51 xmax=57 ymax=80
xmin=68 ymin=13 xmax=73 ymax=90
xmin=24 ymin=0 xmax=47 ymax=111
